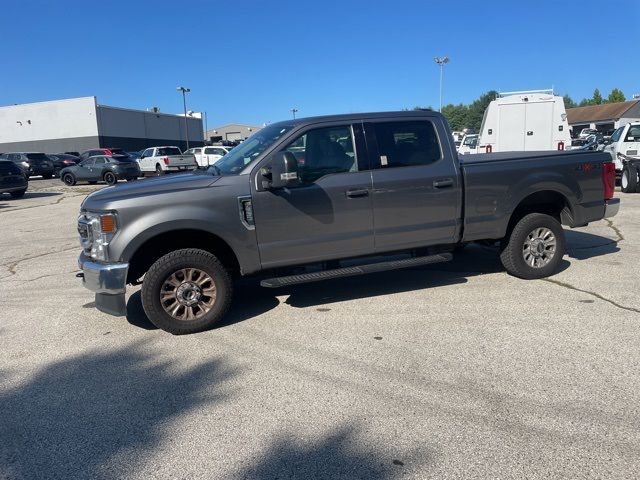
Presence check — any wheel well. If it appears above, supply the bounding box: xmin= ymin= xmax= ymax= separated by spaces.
xmin=126 ymin=229 xmax=240 ymax=283
xmin=506 ymin=191 xmax=571 ymax=237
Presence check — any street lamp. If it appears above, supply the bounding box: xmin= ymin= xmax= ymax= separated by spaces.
xmin=433 ymin=56 xmax=449 ymax=112
xmin=290 ymin=107 xmax=298 ymax=119
xmin=177 ymin=86 xmax=191 ymax=150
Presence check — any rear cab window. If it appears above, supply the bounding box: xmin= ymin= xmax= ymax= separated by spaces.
xmin=157 ymin=147 xmax=182 ymax=156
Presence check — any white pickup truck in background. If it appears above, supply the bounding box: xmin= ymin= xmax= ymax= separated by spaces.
xmin=138 ymin=146 xmax=197 ymax=175
xmin=605 ymin=122 xmax=640 ymax=172
xmin=184 ymin=145 xmax=232 ymax=168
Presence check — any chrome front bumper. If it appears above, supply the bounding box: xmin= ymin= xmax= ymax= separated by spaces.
xmin=604 ymin=198 xmax=620 ymax=219
xmin=78 ymin=253 xmax=128 ymax=316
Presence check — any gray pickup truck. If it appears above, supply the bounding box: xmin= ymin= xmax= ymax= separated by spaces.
xmin=77 ymin=111 xmax=619 ymax=334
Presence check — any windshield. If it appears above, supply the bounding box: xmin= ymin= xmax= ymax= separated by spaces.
xmin=210 ymin=124 xmax=293 ymax=175
xmin=463 ymin=135 xmax=478 ymax=146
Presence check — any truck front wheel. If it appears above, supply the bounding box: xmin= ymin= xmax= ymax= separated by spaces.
xmin=141 ymin=248 xmax=233 ymax=334
xmin=500 ymin=213 xmax=565 ymax=279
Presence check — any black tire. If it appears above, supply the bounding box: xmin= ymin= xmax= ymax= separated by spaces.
xmin=155 ymin=164 xmax=164 ymax=176
xmin=103 ymin=171 xmax=117 ymax=185
xmin=62 ymin=173 xmax=76 ymax=186
xmin=621 ymin=165 xmax=638 ymax=193
xmin=500 ymin=213 xmax=565 ymax=280
xmin=141 ymin=248 xmax=233 ymax=335
xmin=88 ymin=181 xmax=98 ymax=185
xmin=10 ymin=189 xmax=26 ymax=199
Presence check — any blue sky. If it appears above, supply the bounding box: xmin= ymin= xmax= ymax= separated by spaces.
xmin=2 ymin=0 xmax=638 ymax=127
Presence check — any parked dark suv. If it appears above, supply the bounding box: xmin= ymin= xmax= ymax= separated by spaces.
xmin=60 ymin=155 xmax=140 ymax=186
xmin=47 ymin=153 xmax=80 ymax=176
xmin=0 ymin=160 xmax=28 ymax=198
xmin=0 ymin=152 xmax=54 ymax=179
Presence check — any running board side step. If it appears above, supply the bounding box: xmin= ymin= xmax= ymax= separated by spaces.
xmin=260 ymin=253 xmax=453 ymax=288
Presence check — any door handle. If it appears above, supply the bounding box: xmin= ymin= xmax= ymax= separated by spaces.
xmin=433 ymin=178 xmax=454 ymax=188
xmin=345 ymin=188 xmax=369 ymax=198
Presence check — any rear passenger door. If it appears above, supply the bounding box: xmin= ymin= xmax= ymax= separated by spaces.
xmin=366 ymin=119 xmax=462 ymax=252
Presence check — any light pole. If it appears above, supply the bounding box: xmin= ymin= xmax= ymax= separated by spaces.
xmin=290 ymin=107 xmax=298 ymax=119
xmin=177 ymin=86 xmax=191 ymax=150
xmin=433 ymin=56 xmax=449 ymax=112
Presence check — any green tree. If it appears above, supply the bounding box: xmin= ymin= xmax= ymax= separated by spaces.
xmin=441 ymin=103 xmax=469 ymax=131
xmin=466 ymin=90 xmax=498 ymax=131
xmin=607 ymin=88 xmax=626 ymax=103
xmin=562 ymin=94 xmax=577 ymax=109
xmin=592 ymin=88 xmax=603 ymax=105
xmin=578 ymin=98 xmax=591 ymax=107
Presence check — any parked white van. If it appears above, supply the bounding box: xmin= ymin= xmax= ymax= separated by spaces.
xmin=475 ymin=90 xmax=571 ymax=153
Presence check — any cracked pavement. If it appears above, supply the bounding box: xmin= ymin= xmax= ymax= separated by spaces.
xmin=1 ymin=178 xmax=640 ymax=479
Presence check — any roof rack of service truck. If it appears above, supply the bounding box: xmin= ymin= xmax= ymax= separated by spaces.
xmin=497 ymin=89 xmax=554 ymax=98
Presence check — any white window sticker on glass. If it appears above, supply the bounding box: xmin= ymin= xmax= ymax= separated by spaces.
xmin=380 ymin=155 xmax=388 ymax=166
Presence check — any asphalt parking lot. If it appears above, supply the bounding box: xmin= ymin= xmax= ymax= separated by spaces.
xmin=1 ymin=178 xmax=639 ymax=479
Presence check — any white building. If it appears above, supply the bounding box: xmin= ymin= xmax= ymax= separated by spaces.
xmin=205 ymin=123 xmax=261 ymax=143
xmin=0 ymin=97 xmax=204 ymax=153
xmin=566 ymin=100 xmax=640 ymax=134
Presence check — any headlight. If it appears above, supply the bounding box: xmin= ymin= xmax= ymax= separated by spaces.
xmin=78 ymin=211 xmax=118 ymax=261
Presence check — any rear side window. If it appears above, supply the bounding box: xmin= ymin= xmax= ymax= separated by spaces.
xmin=625 ymin=126 xmax=640 ymax=142
xmin=26 ymin=153 xmax=48 ymax=161
xmin=373 ymin=121 xmax=442 ymax=168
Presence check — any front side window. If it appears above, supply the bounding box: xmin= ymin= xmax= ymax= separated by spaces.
xmin=284 ymin=125 xmax=357 ymax=184
xmin=373 ymin=121 xmax=442 ymax=168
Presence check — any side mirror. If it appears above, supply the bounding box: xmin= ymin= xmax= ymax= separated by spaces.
xmin=261 ymin=152 xmax=300 ymax=189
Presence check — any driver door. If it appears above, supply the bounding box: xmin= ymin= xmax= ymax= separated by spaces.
xmin=251 ymin=123 xmax=374 ymax=269
xmin=75 ymin=159 xmax=95 ymax=180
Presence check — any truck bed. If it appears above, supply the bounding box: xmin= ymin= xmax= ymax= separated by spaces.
xmin=459 ymin=150 xmax=610 ymax=242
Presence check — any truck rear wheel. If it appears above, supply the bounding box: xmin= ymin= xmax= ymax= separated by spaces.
xmin=141 ymin=248 xmax=233 ymax=334
xmin=621 ymin=165 xmax=638 ymax=193
xmin=500 ymin=213 xmax=565 ymax=279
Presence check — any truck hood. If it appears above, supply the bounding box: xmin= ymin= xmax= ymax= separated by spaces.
xmin=82 ymin=172 xmax=220 ymax=211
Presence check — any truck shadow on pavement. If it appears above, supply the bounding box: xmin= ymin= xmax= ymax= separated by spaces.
xmin=0 ymin=341 xmax=237 ymax=479
xmin=564 ymin=229 xmax=621 ymax=260
xmin=125 ymin=231 xmax=617 ymax=331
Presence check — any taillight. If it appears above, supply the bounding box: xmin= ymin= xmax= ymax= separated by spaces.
xmin=602 ymin=162 xmax=615 ymax=200
xmin=163 ymin=157 xmax=169 ymax=165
